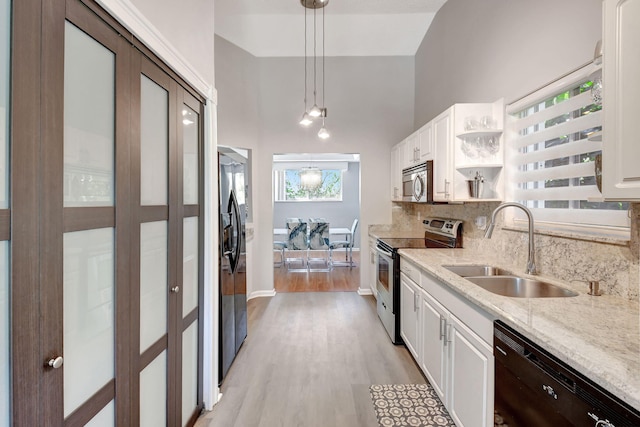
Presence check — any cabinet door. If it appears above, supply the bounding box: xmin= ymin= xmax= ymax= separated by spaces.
xmin=399 ymin=274 xmax=420 ymax=360
xmin=602 ymin=0 xmax=640 ymax=199
xmin=397 ymin=139 xmax=408 ymax=170
xmin=406 ymin=133 xmax=418 ymax=165
xmin=390 ymin=145 xmax=399 ymax=200
xmin=418 ymin=122 xmax=433 ymax=161
xmin=448 ymin=316 xmax=494 ymax=427
xmin=420 ymin=291 xmax=448 ymax=404
xmin=433 ymin=108 xmax=453 ymax=201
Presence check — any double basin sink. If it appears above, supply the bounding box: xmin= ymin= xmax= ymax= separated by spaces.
xmin=443 ymin=265 xmax=578 ymax=298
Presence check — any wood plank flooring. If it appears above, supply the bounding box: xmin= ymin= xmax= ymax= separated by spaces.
xmin=274 ymin=251 xmax=360 ymax=293
xmin=195 ymin=292 xmax=426 ymax=427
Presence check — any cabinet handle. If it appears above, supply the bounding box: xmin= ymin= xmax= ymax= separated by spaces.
xmin=413 ymin=293 xmax=418 ymax=311
xmin=416 ymin=147 xmax=420 ymax=160
xmin=446 ymin=323 xmax=453 ymax=345
xmin=439 ymin=317 xmax=446 ymax=341
xmin=444 ymin=180 xmax=450 ymax=199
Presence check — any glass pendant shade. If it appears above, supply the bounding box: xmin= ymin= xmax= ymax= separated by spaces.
xmin=299 ymin=112 xmax=313 ymax=126
xmin=318 ymin=126 xmax=330 ymax=140
xmin=309 ymin=104 xmax=322 ymax=117
xmin=300 ymin=167 xmax=322 ymax=190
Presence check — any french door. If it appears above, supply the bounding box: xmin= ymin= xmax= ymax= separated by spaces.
xmin=9 ymin=0 xmax=204 ymax=425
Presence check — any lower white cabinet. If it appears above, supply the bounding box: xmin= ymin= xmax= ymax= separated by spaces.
xmin=400 ymin=259 xmax=494 ymax=427
xmin=400 ymin=272 xmax=420 ymax=360
xmin=447 ymin=315 xmax=494 ymax=427
xmin=420 ymin=291 xmax=447 ymax=402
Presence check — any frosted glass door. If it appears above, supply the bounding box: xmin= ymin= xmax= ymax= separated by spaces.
xmin=182 ymin=105 xmax=199 ymax=205
xmin=182 ymin=322 xmax=198 ymax=426
xmin=0 ymin=243 xmax=9 ymax=427
xmin=140 ymin=75 xmax=168 ymax=206
xmin=63 ymin=20 xmax=116 ymax=423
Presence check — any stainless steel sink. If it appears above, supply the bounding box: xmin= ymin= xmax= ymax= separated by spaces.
xmin=465 ymin=276 xmax=578 ymax=298
xmin=443 ymin=264 xmax=512 ymax=277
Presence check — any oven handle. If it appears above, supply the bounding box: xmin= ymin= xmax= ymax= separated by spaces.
xmin=375 ymin=246 xmax=393 ymax=258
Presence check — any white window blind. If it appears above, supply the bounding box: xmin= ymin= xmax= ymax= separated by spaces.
xmin=506 ymin=63 xmax=629 ymax=230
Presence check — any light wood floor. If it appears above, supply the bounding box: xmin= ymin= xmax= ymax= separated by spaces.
xmin=274 ymin=250 xmax=361 ymax=293
xmin=195 ymin=292 xmax=426 ymax=427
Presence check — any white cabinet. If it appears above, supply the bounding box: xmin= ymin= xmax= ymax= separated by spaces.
xmin=418 ymin=121 xmax=433 ymax=161
xmin=400 ymin=273 xmax=420 ymax=360
xmin=448 ymin=315 xmax=494 ymax=427
xmin=429 ymin=100 xmax=505 ymax=202
xmin=420 ymin=291 xmax=447 ymax=402
xmin=405 ymin=133 xmax=419 ymax=167
xmin=390 ymin=145 xmax=401 ymax=201
xmin=433 ymin=108 xmax=453 ymax=202
xmin=399 ymin=257 xmax=494 ymax=427
xmin=602 ymin=0 xmax=640 ymax=200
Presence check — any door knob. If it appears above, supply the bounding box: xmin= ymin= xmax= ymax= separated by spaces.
xmin=47 ymin=356 xmax=64 ymax=369
xmin=170 ymin=286 xmax=180 ymax=293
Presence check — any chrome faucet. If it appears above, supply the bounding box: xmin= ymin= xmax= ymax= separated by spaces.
xmin=485 ymin=202 xmax=537 ymax=275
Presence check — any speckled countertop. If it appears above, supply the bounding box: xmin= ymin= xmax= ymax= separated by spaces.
xmin=370 ymin=224 xmax=640 ymax=409
xmin=396 ymin=247 xmax=640 ymax=412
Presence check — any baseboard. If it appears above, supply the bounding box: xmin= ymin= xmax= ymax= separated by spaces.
xmin=248 ymin=289 xmax=276 ymax=300
xmin=357 ymin=287 xmax=374 ymax=296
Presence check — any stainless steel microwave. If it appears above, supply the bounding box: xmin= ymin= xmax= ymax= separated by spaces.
xmin=402 ymin=161 xmax=433 ymax=203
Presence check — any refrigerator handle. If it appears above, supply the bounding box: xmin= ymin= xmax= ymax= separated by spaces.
xmin=228 ymin=190 xmax=242 ymax=273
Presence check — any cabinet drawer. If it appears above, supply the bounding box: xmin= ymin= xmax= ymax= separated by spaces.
xmin=400 ymin=258 xmax=421 ymax=284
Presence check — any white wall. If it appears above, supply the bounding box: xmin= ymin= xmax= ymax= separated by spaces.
xmin=130 ymin=0 xmax=215 ymax=88
xmin=216 ymin=36 xmax=415 ymax=296
xmin=414 ymin=0 xmax=603 ymax=127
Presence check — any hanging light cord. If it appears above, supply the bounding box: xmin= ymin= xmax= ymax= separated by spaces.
xmin=313 ymin=2 xmax=317 ymax=106
xmin=322 ymin=3 xmax=325 ymax=114
xmin=303 ymin=4 xmax=307 ymax=109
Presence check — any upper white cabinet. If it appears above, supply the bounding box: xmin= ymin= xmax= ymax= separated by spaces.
xmin=433 ymin=108 xmax=454 ymax=202
xmin=390 ymin=99 xmax=504 ymax=203
xmin=418 ymin=121 xmax=434 ymax=162
xmin=602 ymin=0 xmax=640 ymax=200
xmin=390 ymin=144 xmax=401 ymax=201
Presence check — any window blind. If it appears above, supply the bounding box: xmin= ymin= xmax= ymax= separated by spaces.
xmin=506 ymin=63 xmax=629 ymax=229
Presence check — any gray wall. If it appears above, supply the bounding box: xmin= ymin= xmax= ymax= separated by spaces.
xmin=215 ymin=35 xmax=415 ymax=295
xmin=414 ymin=0 xmax=603 ymax=127
xmin=273 ymin=162 xmax=360 ymax=248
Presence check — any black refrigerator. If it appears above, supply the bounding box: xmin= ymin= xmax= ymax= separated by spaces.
xmin=218 ymin=149 xmax=247 ymax=383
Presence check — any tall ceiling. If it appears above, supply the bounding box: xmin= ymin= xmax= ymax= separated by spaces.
xmin=214 ymin=0 xmax=448 ymax=57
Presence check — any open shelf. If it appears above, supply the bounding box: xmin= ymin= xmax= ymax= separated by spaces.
xmin=456 ymin=129 xmax=503 ymax=139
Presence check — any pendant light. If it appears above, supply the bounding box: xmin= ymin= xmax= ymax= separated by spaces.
xmin=317 ymin=3 xmax=330 ymax=139
xmin=299 ymin=0 xmax=330 ymax=139
xmin=308 ymin=3 xmax=322 ymax=118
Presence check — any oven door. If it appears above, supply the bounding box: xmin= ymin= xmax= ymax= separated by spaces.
xmin=376 ymin=246 xmax=393 ymax=295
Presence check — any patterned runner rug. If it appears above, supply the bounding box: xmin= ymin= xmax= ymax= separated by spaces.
xmin=369 ymin=384 xmax=455 ymax=427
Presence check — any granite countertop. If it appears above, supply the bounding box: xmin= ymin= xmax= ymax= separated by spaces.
xmin=397 ymin=247 xmax=640 ymax=412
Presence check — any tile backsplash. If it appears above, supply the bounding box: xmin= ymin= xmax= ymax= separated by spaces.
xmin=391 ymin=202 xmax=640 ymax=301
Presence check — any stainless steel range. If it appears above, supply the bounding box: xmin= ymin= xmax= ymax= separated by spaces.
xmin=375 ymin=218 xmax=463 ymax=344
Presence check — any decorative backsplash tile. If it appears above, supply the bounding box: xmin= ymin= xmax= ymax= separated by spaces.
xmin=390 ymin=202 xmax=640 ymax=301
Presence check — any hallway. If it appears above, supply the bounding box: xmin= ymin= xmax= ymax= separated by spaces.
xmin=195 ymin=292 xmax=425 ymax=427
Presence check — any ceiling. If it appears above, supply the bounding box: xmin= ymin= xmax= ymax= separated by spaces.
xmin=214 ymin=0 xmax=448 ymax=57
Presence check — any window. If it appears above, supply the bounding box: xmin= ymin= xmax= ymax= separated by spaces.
xmin=506 ymin=62 xmax=629 ymax=231
xmin=274 ymin=168 xmax=342 ymax=202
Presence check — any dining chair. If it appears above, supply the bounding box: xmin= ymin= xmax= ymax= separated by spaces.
xmin=329 ymin=218 xmax=358 ymax=268
xmin=308 ymin=218 xmax=331 ymax=271
xmin=273 ymin=241 xmax=286 ymax=267
xmin=285 ymin=218 xmax=308 ymax=271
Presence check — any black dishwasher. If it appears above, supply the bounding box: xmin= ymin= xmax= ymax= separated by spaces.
xmin=494 ymin=320 xmax=640 ymax=427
